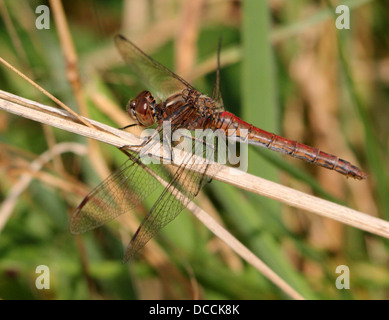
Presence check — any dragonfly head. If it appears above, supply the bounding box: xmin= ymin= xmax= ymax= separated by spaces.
xmin=127 ymin=91 xmax=157 ymax=127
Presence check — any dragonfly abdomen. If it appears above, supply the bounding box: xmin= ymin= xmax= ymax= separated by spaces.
xmin=215 ymin=111 xmax=367 ymax=180
xmin=266 ymin=136 xmax=367 ymax=180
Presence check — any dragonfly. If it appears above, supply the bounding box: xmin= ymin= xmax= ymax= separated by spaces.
xmin=70 ymin=34 xmax=367 ymax=262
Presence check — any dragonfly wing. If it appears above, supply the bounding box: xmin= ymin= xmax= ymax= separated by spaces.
xmin=70 ymin=151 xmax=172 ymax=234
xmin=122 ymin=109 xmax=217 ymax=261
xmin=115 ymin=34 xmax=194 ymax=101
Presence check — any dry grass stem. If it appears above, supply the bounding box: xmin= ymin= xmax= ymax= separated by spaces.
xmin=0 ymin=89 xmax=384 ymax=238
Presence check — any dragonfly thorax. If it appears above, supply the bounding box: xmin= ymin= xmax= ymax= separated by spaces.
xmin=127 ymin=90 xmax=157 ymax=127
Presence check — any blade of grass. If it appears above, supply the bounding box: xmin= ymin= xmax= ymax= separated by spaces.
xmin=241 ymin=0 xmax=310 ymax=294
xmin=242 ymin=0 xmax=279 ymax=181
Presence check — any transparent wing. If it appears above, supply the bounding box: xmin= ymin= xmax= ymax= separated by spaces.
xmin=70 ymin=151 xmax=172 ymax=234
xmin=115 ymin=34 xmax=194 ymax=101
xmin=123 ymin=115 xmax=217 ymax=262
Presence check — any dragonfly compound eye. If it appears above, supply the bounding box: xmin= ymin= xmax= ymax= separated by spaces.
xmin=132 ymin=93 xmax=156 ymax=127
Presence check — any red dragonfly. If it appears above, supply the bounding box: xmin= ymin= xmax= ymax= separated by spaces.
xmin=70 ymin=35 xmax=366 ymax=262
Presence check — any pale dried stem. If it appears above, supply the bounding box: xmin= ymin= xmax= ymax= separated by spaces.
xmin=49 ymin=0 xmax=86 ymax=115
xmin=49 ymin=0 xmax=112 ymax=180
xmin=175 ymin=0 xmax=204 ymax=79
xmin=1 ymin=90 xmax=384 ymax=237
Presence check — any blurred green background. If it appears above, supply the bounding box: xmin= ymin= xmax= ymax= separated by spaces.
xmin=0 ymin=0 xmax=388 ymax=299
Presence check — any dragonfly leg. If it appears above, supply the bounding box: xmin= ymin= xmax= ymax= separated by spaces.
xmin=119 ymin=138 xmax=149 ymax=150
xmin=118 ymin=123 xmax=138 ymax=130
